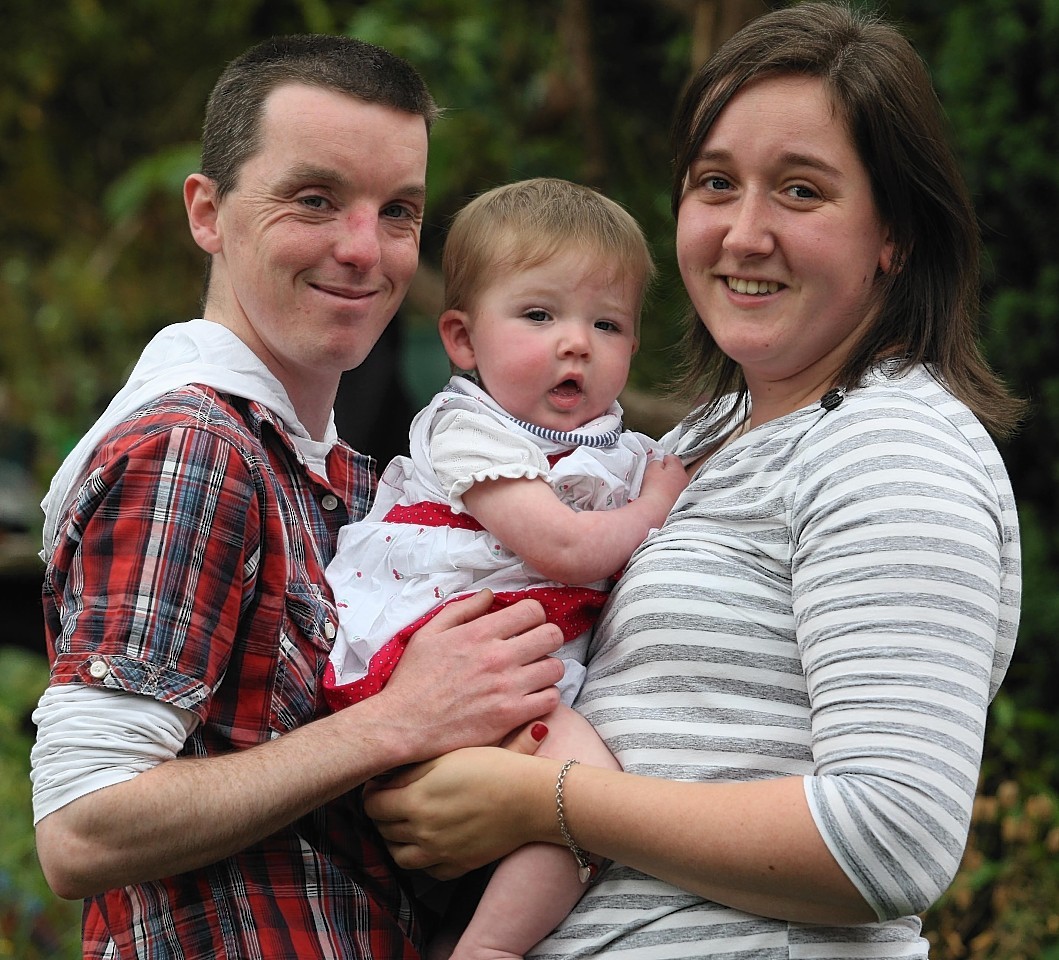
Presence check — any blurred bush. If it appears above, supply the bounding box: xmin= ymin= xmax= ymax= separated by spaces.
xmin=0 ymin=648 xmax=80 ymax=958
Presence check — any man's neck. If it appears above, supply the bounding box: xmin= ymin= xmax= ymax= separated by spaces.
xmin=283 ymin=382 xmax=339 ymax=442
xmin=200 ymin=305 xmax=338 ymax=442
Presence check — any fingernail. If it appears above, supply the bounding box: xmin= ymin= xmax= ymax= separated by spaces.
xmin=531 ymin=723 xmax=548 ymax=742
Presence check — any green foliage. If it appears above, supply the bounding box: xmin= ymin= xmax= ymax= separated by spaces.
xmin=0 ymin=649 xmax=80 ymax=959
xmin=922 ymin=774 xmax=1059 ymax=959
xmin=906 ymin=0 xmax=1059 ymax=761
xmin=887 ymin=2 xmax=1059 ymax=953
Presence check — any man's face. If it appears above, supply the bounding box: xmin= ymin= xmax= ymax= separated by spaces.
xmin=195 ymin=83 xmax=428 ymax=408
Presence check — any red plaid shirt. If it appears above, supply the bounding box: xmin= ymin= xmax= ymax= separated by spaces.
xmin=43 ymin=386 xmax=423 ymax=959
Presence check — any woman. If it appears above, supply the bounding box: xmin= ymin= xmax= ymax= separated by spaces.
xmin=365 ymin=4 xmax=1023 ymax=957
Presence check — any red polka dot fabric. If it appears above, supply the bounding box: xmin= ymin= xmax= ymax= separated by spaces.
xmin=321 ymin=586 xmax=607 ymax=709
xmin=382 ymin=501 xmax=485 ymax=530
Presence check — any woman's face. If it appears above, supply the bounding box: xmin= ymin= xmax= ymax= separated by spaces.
xmin=676 ymin=74 xmax=894 ymax=407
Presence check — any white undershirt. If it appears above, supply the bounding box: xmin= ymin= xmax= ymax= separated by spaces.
xmin=31 ymin=685 xmax=198 ymax=824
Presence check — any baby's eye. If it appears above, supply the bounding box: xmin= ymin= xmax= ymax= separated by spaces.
xmin=525 ymin=308 xmax=551 ymax=323
xmin=595 ymin=319 xmax=621 ymax=333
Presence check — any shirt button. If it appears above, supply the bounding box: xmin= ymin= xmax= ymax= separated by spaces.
xmin=324 ymin=621 xmax=337 ymax=640
xmin=89 ymin=659 xmax=109 ymax=679
xmin=321 ymin=494 xmax=339 ymax=511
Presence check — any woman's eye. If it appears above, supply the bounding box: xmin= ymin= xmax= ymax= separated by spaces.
xmin=786 ymin=184 xmax=818 ymax=200
xmin=702 ymin=175 xmax=731 ymax=192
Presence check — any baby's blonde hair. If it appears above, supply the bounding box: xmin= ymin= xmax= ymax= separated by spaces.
xmin=442 ymin=177 xmax=655 ymax=329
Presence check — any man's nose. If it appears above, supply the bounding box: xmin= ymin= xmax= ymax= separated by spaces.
xmin=334 ymin=208 xmax=383 ymax=270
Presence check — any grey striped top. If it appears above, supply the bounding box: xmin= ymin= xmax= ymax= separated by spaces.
xmin=529 ymin=363 xmax=1020 ymax=959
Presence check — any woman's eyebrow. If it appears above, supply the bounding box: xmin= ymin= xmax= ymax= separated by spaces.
xmin=693 ymin=147 xmax=842 ymax=178
xmin=778 ymin=151 xmax=842 ymax=177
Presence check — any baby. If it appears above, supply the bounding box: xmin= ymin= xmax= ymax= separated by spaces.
xmin=324 ymin=178 xmax=687 ymax=959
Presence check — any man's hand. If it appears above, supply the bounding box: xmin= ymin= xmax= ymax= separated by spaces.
xmin=369 ymin=591 xmax=565 ymax=764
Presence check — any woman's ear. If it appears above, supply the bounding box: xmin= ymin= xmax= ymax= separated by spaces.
xmin=878 ymin=228 xmax=906 ymax=275
xmin=438 ymin=309 xmax=476 ymax=371
xmin=184 ymin=174 xmax=223 ymax=255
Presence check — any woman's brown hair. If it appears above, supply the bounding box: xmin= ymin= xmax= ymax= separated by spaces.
xmin=671 ymin=1 xmax=1024 ymax=438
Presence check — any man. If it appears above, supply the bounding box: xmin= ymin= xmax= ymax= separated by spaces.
xmin=30 ymin=35 xmax=563 ymax=959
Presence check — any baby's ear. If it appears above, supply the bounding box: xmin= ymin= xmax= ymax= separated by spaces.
xmin=438 ymin=310 xmax=476 ymax=370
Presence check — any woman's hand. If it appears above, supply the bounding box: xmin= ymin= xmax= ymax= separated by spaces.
xmin=364 ymin=747 xmax=552 ymax=879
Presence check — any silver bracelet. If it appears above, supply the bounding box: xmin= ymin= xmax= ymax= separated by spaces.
xmin=555 ymin=758 xmax=594 ymax=883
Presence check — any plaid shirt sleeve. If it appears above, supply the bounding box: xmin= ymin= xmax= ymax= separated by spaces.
xmin=47 ymin=419 xmax=259 ymax=714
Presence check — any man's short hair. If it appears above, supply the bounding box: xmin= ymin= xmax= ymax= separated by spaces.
xmin=200 ymin=34 xmax=438 ymax=198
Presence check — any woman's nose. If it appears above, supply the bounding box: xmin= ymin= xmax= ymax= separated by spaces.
xmin=721 ymin=191 xmax=775 ymax=259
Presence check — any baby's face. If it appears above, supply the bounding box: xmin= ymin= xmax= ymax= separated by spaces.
xmin=460 ymin=252 xmax=640 ymax=431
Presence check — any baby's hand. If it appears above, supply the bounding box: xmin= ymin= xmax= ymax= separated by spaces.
xmin=637 ymin=454 xmax=689 ymax=524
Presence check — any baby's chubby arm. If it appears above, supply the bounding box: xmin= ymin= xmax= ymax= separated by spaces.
xmin=461 ymin=454 xmax=687 ymax=584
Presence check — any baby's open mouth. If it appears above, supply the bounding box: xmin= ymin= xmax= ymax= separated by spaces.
xmin=551 ymin=379 xmax=582 ymax=397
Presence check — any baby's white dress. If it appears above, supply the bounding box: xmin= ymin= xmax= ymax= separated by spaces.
xmin=323 ymin=376 xmax=660 ymax=710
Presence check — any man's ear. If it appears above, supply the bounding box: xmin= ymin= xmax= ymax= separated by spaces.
xmin=184 ymin=173 xmax=223 ymax=255
xmin=438 ymin=309 xmax=476 ymax=370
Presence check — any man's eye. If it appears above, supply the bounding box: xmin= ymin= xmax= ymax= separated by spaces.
xmin=382 ymin=203 xmax=416 ymax=220
xmin=299 ymin=195 xmax=329 ymax=210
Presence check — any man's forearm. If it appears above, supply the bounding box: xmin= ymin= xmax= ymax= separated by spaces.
xmin=35 ymin=695 xmax=409 ymax=899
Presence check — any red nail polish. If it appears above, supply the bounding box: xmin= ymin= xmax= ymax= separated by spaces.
xmin=531 ymin=722 xmax=548 ymax=742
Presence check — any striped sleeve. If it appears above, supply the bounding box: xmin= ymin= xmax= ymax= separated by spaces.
xmin=794 ymin=395 xmax=1013 ymax=918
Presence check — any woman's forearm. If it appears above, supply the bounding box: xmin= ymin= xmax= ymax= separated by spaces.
xmin=547 ymin=763 xmax=876 ymax=924
xmin=369 ymin=750 xmax=876 ymax=926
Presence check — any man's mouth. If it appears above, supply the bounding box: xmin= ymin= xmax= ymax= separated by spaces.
xmin=310 ymin=280 xmax=378 ymax=301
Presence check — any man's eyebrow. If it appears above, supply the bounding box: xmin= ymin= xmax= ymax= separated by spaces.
xmin=273 ymin=164 xmax=351 ymax=193
xmin=392 ymin=182 xmax=427 ymax=203
xmin=273 ymin=164 xmax=427 ymax=201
